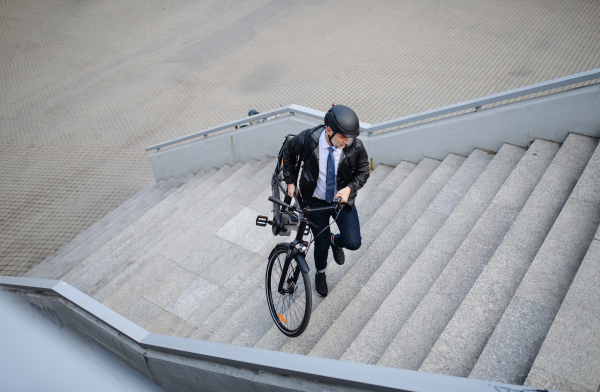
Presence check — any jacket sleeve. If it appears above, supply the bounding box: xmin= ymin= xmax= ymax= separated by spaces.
xmin=347 ymin=143 xmax=370 ymax=193
xmin=282 ymin=129 xmax=307 ymax=185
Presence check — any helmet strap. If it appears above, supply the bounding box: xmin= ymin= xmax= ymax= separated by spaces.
xmin=329 ymin=132 xmax=346 ymax=149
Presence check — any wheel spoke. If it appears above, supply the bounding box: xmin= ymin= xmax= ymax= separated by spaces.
xmin=267 ymin=249 xmax=311 ymax=336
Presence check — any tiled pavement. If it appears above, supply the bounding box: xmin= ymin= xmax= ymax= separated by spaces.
xmin=1 ymin=0 xmax=600 ymax=276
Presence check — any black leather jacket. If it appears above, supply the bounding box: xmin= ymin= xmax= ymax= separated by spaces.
xmin=282 ymin=125 xmax=370 ymax=207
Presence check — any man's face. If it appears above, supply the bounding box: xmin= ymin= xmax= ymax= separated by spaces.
xmin=326 ymin=127 xmax=352 ymax=149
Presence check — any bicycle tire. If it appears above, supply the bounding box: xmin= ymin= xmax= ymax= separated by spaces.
xmin=265 ymin=244 xmax=312 ymax=337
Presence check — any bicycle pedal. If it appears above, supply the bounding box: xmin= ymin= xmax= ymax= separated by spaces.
xmin=256 ymin=215 xmax=270 ymax=227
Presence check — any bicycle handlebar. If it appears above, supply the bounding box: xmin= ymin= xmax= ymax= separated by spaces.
xmin=269 ymin=196 xmax=293 ymax=210
xmin=268 ymin=196 xmax=343 ymax=214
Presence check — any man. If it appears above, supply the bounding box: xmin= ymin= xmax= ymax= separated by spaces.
xmin=282 ymin=104 xmax=370 ymax=297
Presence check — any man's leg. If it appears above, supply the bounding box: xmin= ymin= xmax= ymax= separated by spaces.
xmin=307 ymin=199 xmax=332 ymax=272
xmin=306 ymin=198 xmax=333 ymax=297
xmin=333 ymin=204 xmax=362 ymax=251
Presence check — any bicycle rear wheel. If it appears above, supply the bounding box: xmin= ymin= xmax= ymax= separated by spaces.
xmin=265 ymin=245 xmax=312 ymax=337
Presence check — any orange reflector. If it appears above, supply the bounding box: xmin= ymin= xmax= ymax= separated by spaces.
xmin=278 ymin=313 xmax=287 ymax=324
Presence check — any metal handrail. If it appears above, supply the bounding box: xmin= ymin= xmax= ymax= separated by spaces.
xmin=146 ymin=68 xmax=600 ymax=152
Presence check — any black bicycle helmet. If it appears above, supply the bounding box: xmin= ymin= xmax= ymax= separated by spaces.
xmin=324 ymin=104 xmax=360 ymax=138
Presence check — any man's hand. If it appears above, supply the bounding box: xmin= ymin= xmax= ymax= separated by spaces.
xmin=335 ymin=187 xmax=351 ymax=203
xmin=287 ymin=183 xmax=295 ymax=199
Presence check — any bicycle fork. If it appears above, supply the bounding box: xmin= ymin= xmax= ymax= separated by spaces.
xmin=278 ymin=249 xmax=297 ymax=294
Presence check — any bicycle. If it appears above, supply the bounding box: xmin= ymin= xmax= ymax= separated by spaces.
xmin=256 ymin=195 xmax=342 ymax=337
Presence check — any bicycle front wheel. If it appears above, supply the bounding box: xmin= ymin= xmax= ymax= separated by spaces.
xmin=265 ymin=245 xmax=312 ymax=337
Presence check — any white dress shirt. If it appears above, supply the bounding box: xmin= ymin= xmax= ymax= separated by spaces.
xmin=313 ymin=130 xmax=342 ymax=201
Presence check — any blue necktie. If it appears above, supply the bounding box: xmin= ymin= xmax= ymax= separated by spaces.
xmin=326 ymin=147 xmax=335 ymax=203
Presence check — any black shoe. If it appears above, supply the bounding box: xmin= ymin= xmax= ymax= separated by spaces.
xmin=331 ymin=239 xmax=345 ymax=265
xmin=315 ymin=272 xmax=328 ymax=297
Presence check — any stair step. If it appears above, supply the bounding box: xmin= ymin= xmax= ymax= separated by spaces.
xmin=279 ymin=154 xmax=465 ymax=356
xmin=354 ymin=164 xmax=394 ymax=208
xmin=310 ymin=148 xmax=494 ymax=360
xmin=191 ymin=163 xmax=413 ymax=345
xmin=357 ymin=162 xmax=415 ymax=223
xmin=59 ymin=177 xmax=188 ymax=282
xmin=470 ymin=136 xmax=600 ymax=385
xmin=255 ymin=158 xmax=438 ymax=352
xmin=23 ymin=181 xmax=159 ymax=279
xmin=339 ymin=143 xmax=526 ymax=368
xmin=83 ymin=158 xmax=256 ymax=284
xmin=186 ymin=247 xmax=269 ymax=341
xmin=167 ymin=159 xmax=275 ymax=255
xmin=525 ymin=226 xmax=600 ymax=392
xmin=63 ymin=168 xmax=224 ymax=293
xmin=176 ymin=168 xmax=216 ymax=197
xmin=33 ymin=121 xmax=599 ymax=389
xmin=153 ymin=159 xmax=261 ymax=240
xmin=68 ymin=163 xmax=240 ymax=298
xmin=421 ymin=133 xmax=599 ymax=378
xmin=138 ymin=160 xmax=282 ymax=336
xmin=61 ymin=175 xmax=192 ymax=287
xmin=97 ymin=160 xmax=276 ymax=319
xmin=375 ymin=139 xmax=559 ymax=371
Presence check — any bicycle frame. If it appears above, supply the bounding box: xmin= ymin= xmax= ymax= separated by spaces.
xmin=259 ymin=195 xmax=342 ymax=336
xmin=272 ymin=198 xmax=340 ymax=294
xmin=278 ymin=214 xmax=310 ymax=294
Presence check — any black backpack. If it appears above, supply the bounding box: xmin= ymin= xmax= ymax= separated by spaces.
xmin=274 ymin=126 xmax=322 ymax=202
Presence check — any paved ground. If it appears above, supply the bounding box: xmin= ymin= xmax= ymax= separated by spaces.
xmin=1 ymin=0 xmax=600 ymax=277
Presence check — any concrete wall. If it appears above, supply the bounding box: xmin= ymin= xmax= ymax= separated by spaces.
xmin=367 ymin=83 xmax=600 ymax=167
xmin=149 ymin=84 xmax=600 ymax=180
xmin=0 ymin=288 xmax=367 ymax=392
xmin=0 ymin=280 xmax=525 ymax=392
xmin=149 ymin=115 xmax=321 ymax=181
xmin=0 ymin=290 xmax=163 ymax=392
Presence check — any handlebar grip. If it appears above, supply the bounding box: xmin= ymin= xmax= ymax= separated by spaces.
xmin=333 ymin=197 xmax=342 ymax=204
xmin=269 ymin=196 xmax=294 ymax=210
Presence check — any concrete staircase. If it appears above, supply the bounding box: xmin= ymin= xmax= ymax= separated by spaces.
xmin=26 ymin=133 xmax=600 ymax=392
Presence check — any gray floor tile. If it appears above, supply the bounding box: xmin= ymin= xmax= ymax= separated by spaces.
xmin=516 ymin=198 xmax=600 ymax=311
xmin=165 ymin=276 xmax=219 ymax=320
xmin=422 ymin=140 xmax=596 ymax=377
xmin=122 ymin=298 xmax=163 ymax=327
xmin=526 ymin=240 xmax=600 ymax=392
xmin=145 ymin=310 xmax=185 ymax=335
xmin=420 ymin=351 xmax=470 ymax=378
xmin=525 ymin=368 xmax=593 ymax=392
xmin=431 ymin=202 xmax=519 ymax=303
xmin=143 ymin=266 xmax=198 ymax=308
xmin=102 ymin=254 xmax=177 ymax=314
xmin=469 ymin=297 xmax=555 ymax=384
xmin=185 ymin=287 xmax=233 ymax=328
xmin=377 ymin=292 xmax=459 ymax=370
xmin=172 ymin=322 xmax=197 ymax=339
xmin=179 ymin=235 xmax=233 ymax=276
xmin=200 ymin=244 xmax=255 ymax=286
